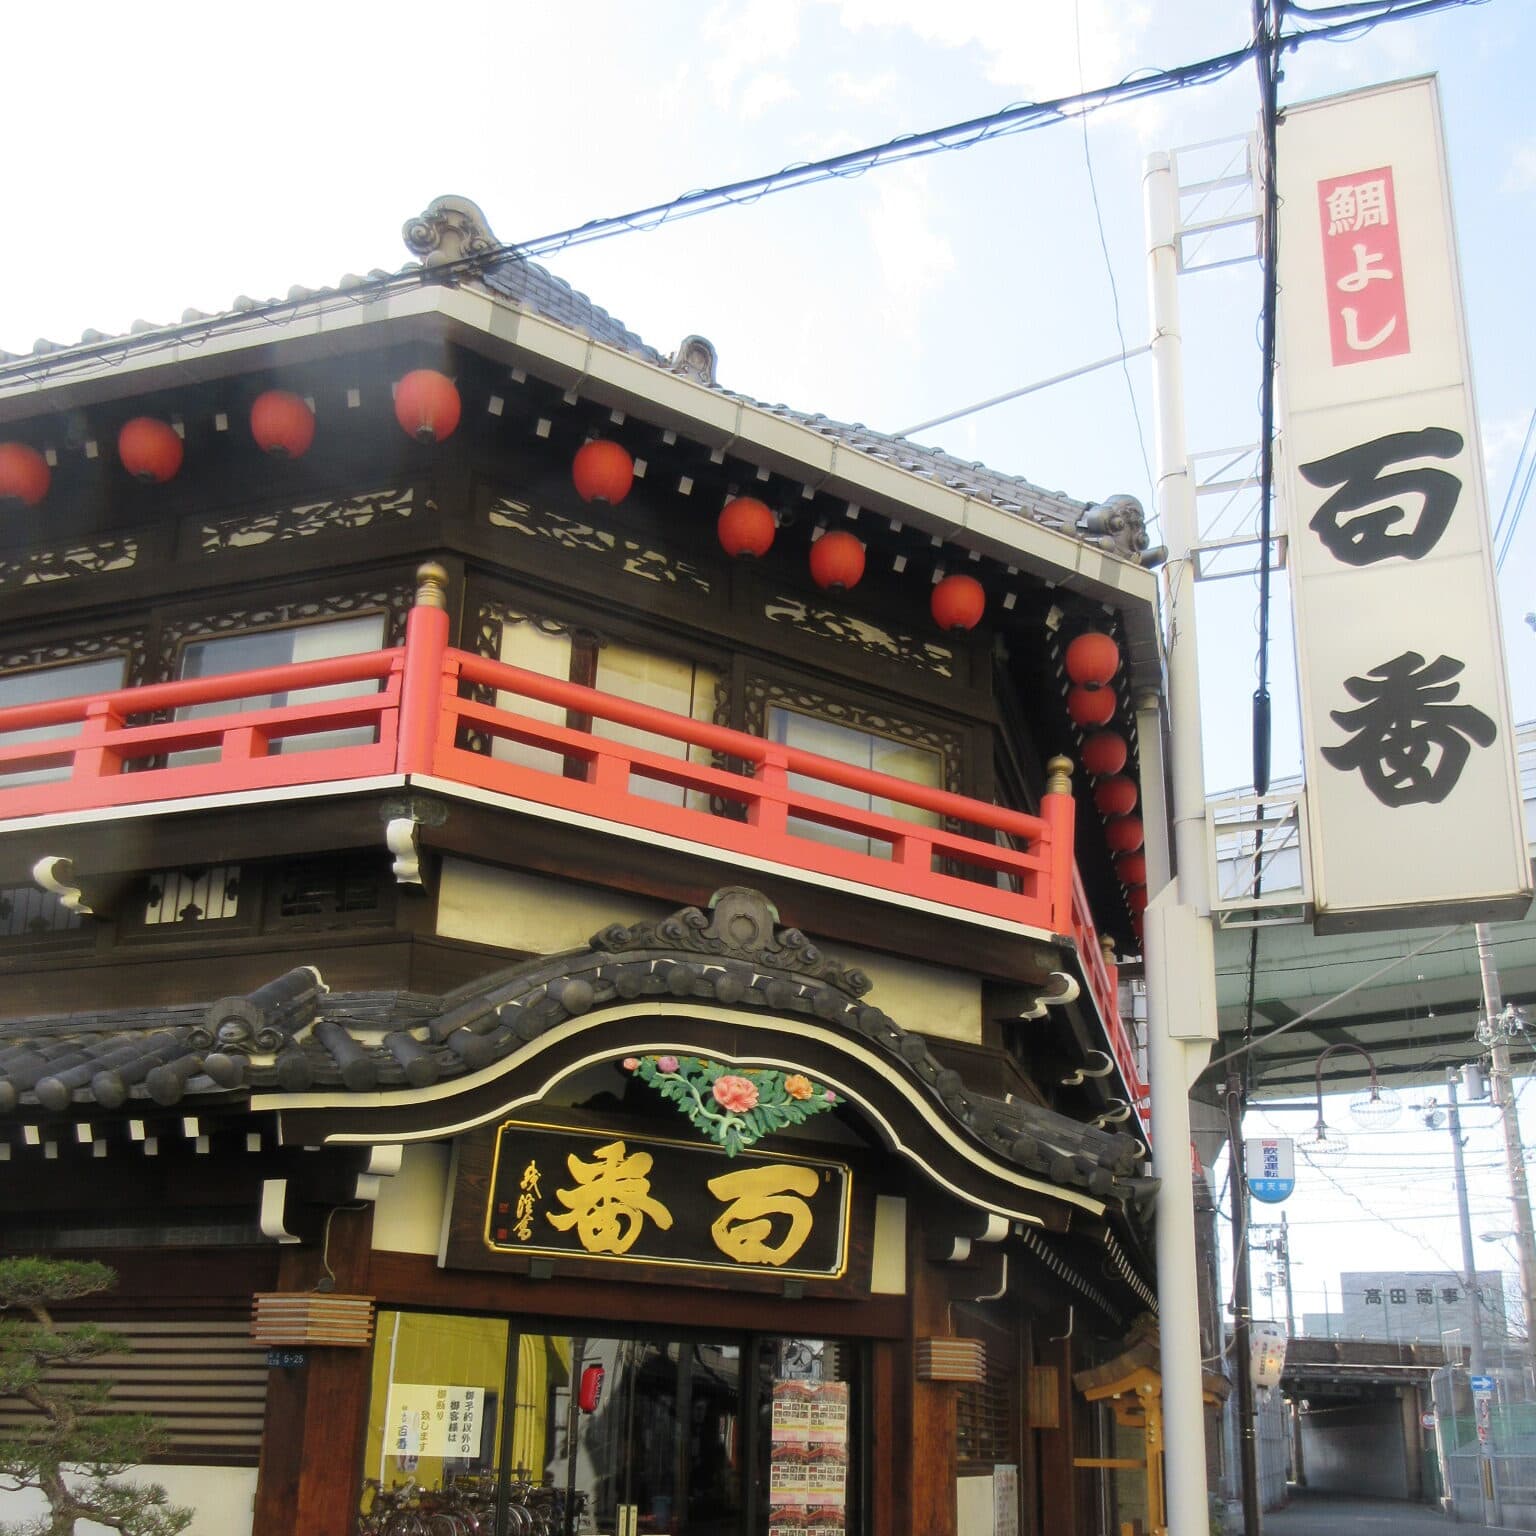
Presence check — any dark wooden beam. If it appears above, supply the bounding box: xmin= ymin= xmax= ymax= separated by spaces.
xmin=252 ymin=1204 xmax=375 ymax=1536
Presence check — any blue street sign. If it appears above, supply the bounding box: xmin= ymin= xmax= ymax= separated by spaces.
xmin=1471 ymin=1374 xmax=1496 ymax=1395
xmin=1245 ymin=1136 xmax=1296 ymax=1204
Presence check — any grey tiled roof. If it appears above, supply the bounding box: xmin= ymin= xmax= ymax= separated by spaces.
xmin=1 ymin=195 xmax=1151 ymax=559
xmin=0 ymin=889 xmax=1149 ymax=1208
xmin=481 ymin=258 xmax=665 ymax=364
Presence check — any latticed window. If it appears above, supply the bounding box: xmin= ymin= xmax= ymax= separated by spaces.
xmin=957 ymin=1363 xmax=1014 ymax=1467
xmin=0 ymin=885 xmax=83 ymax=939
xmin=272 ymin=854 xmax=386 ymax=924
xmin=144 ymin=866 xmax=241 ymax=926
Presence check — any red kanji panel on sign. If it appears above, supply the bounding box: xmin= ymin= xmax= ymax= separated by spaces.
xmin=1317 ymin=166 xmax=1410 ymax=367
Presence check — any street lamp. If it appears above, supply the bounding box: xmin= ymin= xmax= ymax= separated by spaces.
xmin=1301 ymin=1115 xmax=1349 ymax=1167
xmin=1302 ymin=1042 xmax=1401 ymax=1164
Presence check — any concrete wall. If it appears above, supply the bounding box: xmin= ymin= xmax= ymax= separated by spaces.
xmin=1299 ymin=1401 xmax=1409 ymax=1498
xmin=1222 ymin=1385 xmax=1290 ymax=1511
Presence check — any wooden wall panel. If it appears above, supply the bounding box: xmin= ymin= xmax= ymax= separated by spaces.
xmin=252 ymin=1205 xmax=375 ymax=1536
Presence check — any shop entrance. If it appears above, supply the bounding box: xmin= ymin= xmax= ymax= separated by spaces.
xmin=362 ymin=1314 xmax=857 ymax=1536
xmin=536 ymin=1334 xmax=742 ymax=1536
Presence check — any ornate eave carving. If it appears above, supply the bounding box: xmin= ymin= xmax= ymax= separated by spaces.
xmin=591 ymin=886 xmax=872 ymax=1000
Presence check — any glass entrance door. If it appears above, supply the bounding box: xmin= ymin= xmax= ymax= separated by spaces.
xmin=363 ymin=1317 xmax=856 ymax=1536
xmin=522 ymin=1334 xmax=743 ymax=1536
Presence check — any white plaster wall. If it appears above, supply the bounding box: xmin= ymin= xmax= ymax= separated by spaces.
xmin=958 ymin=1473 xmax=994 ymax=1532
xmin=437 ymin=860 xmax=663 ymax=953
xmin=0 ymin=1465 xmax=256 ymax=1536
xmin=837 ymin=941 xmax=982 ymax=1043
xmin=371 ymin=1141 xmax=451 ymax=1255
xmin=870 ymin=1194 xmax=907 ymax=1295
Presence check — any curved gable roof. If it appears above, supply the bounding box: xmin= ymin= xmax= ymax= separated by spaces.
xmin=0 ymin=887 xmax=1149 ymax=1221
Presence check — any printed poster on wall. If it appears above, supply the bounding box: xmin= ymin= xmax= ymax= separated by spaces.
xmin=384 ymin=1383 xmax=484 ymax=1459
xmin=1274 ymin=75 xmax=1530 ymax=932
xmin=769 ymin=1379 xmax=849 ymax=1536
xmin=994 ymin=1464 xmax=1020 ymax=1536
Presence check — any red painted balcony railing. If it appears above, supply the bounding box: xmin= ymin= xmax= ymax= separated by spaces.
xmin=0 ymin=584 xmax=1147 ymax=1113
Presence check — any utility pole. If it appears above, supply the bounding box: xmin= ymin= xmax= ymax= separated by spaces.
xmin=1143 ymin=148 xmax=1222 ymax=1536
xmin=1225 ymin=1074 xmax=1262 ymax=1536
xmin=1277 ymin=1211 xmax=1296 ymax=1337
xmin=1279 ymin=1212 xmax=1302 ymax=1489
xmin=1426 ymin=1066 xmax=1499 ymax=1526
xmin=1255 ymin=1211 xmax=1302 ymax=1489
xmin=1475 ymin=923 xmax=1536 ymax=1382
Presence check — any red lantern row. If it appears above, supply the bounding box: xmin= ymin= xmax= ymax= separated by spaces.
xmin=1062 ymin=629 xmax=1146 ymax=924
xmin=708 ymin=497 xmax=985 ymax=632
xmin=0 ymin=369 xmax=466 ymax=502
xmin=1065 ymin=631 xmax=1122 ymax=730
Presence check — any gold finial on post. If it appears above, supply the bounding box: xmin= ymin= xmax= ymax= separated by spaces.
xmin=1101 ymin=934 xmax=1117 ymax=966
xmin=1045 ymin=755 xmax=1074 ymax=798
xmin=414 ymin=561 xmax=449 ymax=610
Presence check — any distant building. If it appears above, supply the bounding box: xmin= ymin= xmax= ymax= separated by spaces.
xmin=1329 ymin=1270 xmax=1507 ymax=1343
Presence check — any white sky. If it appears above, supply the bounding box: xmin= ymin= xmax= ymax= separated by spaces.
xmin=5 ymin=0 xmax=1533 ymax=1303
xmin=1220 ymin=1082 xmax=1536 ymax=1340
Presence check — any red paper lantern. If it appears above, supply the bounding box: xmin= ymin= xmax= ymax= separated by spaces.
xmin=1067 ymin=686 xmax=1116 ymax=728
xmin=393 ymin=369 xmax=461 ymax=444
xmin=1065 ymin=631 xmax=1121 ymax=688
xmin=1105 ymin=815 xmax=1145 ymax=854
xmin=718 ymin=497 xmax=776 ymax=558
xmin=1093 ymin=775 xmax=1139 ymax=818
xmin=118 ymin=417 xmax=183 ymax=483
xmin=930 ymin=573 xmax=985 ymax=631
xmin=571 ymin=439 xmax=634 ymax=505
xmin=0 ymin=443 xmax=50 ymax=506
xmin=250 ymin=390 xmax=316 ymax=458
xmin=809 ymin=530 xmax=866 ymax=591
xmin=1115 ymin=850 xmax=1148 ymax=886
xmin=1127 ymin=886 xmax=1149 ymax=914
xmin=1080 ymin=730 xmax=1128 ymax=777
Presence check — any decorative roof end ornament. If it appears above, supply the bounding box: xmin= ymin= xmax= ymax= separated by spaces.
xmin=670 ymin=334 xmax=718 ymax=387
xmin=403 ymin=195 xmax=501 ymax=273
xmin=1076 ymin=493 xmax=1150 ymax=562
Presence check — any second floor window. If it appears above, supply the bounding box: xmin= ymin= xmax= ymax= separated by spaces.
xmin=173 ymin=613 xmax=386 ymax=760
xmin=0 ymin=655 xmax=128 ymax=785
xmin=768 ymin=705 xmax=943 ymax=857
xmin=492 ymin=618 xmax=719 ymax=811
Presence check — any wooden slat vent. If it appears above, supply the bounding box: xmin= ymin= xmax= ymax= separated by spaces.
xmin=0 ymin=1320 xmax=268 ymax=1466
xmin=251 ymin=1291 xmax=374 ymax=1347
xmin=915 ymin=1336 xmax=987 ymax=1383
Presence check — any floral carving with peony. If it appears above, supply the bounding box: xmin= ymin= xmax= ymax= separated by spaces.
xmin=623 ymin=1055 xmax=840 ymax=1156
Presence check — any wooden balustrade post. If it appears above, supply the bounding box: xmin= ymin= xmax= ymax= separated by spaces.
xmin=71 ymin=698 xmax=126 ymax=782
xmin=1042 ymin=755 xmax=1077 ymax=936
xmin=1100 ymin=935 xmax=1119 ymax=1010
xmin=397 ymin=562 xmax=451 ymax=777
xmin=748 ymin=746 xmax=790 ymax=838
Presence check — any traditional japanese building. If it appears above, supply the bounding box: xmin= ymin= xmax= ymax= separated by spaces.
xmin=0 ymin=196 xmax=1166 ymax=1536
